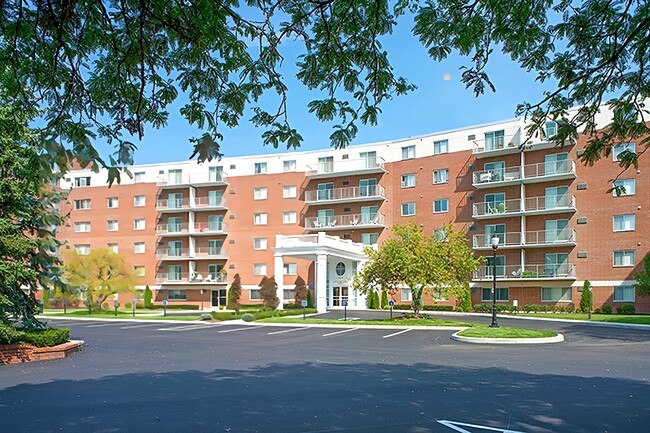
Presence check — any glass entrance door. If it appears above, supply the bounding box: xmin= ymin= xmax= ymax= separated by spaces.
xmin=332 ymin=286 xmax=349 ymax=307
xmin=211 ymin=289 xmax=227 ymax=307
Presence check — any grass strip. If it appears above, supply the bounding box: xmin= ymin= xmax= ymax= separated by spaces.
xmin=257 ymin=317 xmax=475 ymax=327
xmin=515 ymin=313 xmax=650 ymax=325
xmin=457 ymin=326 xmax=557 ymax=339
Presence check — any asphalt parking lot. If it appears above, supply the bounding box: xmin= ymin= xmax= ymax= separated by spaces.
xmin=1 ymin=314 xmax=649 ymax=433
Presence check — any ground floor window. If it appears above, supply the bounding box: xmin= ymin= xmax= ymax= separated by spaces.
xmin=249 ymin=289 xmax=261 ymax=301
xmin=283 ymin=289 xmax=295 ymax=300
xmin=481 ymin=287 xmax=509 ymax=302
xmin=614 ymin=285 xmax=635 ymax=302
xmin=541 ymin=287 xmax=572 ymax=302
xmin=401 ymin=288 xmax=412 ymax=302
xmin=168 ymin=290 xmax=186 ymax=300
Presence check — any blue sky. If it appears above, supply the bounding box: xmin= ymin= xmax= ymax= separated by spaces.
xmin=123 ymin=15 xmax=554 ymax=165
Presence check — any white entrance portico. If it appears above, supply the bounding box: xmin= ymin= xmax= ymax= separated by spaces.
xmin=274 ymin=232 xmax=368 ymax=313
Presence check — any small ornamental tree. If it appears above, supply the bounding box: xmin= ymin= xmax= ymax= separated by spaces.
xmin=293 ymin=276 xmax=308 ymax=307
xmin=457 ymin=282 xmax=473 ymax=312
xmin=259 ymin=276 xmax=280 ymax=310
xmin=579 ymin=280 xmax=593 ymax=314
xmin=306 ymin=289 xmax=314 ymax=308
xmin=227 ymin=273 xmax=242 ymax=312
xmin=380 ymin=289 xmax=389 ymax=309
xmin=144 ymin=285 xmax=153 ymax=308
xmin=635 ymin=254 xmax=650 ymax=297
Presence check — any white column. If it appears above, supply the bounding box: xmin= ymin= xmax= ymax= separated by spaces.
xmin=274 ymin=254 xmax=285 ymax=310
xmin=355 ymin=259 xmax=368 ymax=309
xmin=316 ymin=254 xmax=328 ymax=313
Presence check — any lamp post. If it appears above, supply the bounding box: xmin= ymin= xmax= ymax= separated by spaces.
xmin=490 ymin=234 xmax=500 ymax=328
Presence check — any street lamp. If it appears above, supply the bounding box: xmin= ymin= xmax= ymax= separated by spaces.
xmin=490 ymin=234 xmax=500 ymax=328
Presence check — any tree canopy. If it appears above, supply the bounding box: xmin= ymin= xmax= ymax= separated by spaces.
xmin=0 ymin=0 xmax=646 ymax=183
xmin=353 ymin=223 xmax=480 ymax=316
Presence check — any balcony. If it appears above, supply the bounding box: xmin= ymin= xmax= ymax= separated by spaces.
xmin=472 ymin=199 xmax=522 ymax=219
xmin=304 ymin=185 xmax=386 ymax=204
xmin=306 ymin=157 xmax=386 ymax=179
xmin=523 ymin=195 xmax=576 ymax=215
xmin=192 ymin=197 xmax=227 ymax=211
xmin=522 ymin=160 xmax=577 ymax=183
xmin=471 ymin=130 xmax=521 ymax=158
xmin=192 ymin=222 xmax=227 ymax=235
xmin=156 ymin=248 xmax=190 ymax=259
xmin=156 ymin=198 xmax=190 ymax=212
xmin=305 ymin=213 xmax=386 ymax=231
xmin=156 ymin=222 xmax=227 ymax=236
xmin=472 ymin=229 xmax=577 ymax=250
xmin=155 ymin=272 xmax=228 ymax=284
xmin=472 ymin=167 xmax=522 ymax=189
xmin=156 ymin=223 xmax=190 ymax=236
xmin=157 ymin=172 xmax=228 ymax=188
xmin=193 ymin=247 xmax=228 ymax=259
xmin=473 ymin=264 xmax=576 ymax=281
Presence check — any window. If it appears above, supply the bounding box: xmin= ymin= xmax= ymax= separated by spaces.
xmin=107 ymin=220 xmax=119 ymax=231
xmin=168 ymin=169 xmax=182 ymax=184
xmin=433 ymin=169 xmax=449 ymax=184
xmin=134 ymin=172 xmax=145 ymax=183
xmin=283 ymin=289 xmax=295 ymax=300
xmin=167 ymin=217 xmax=183 ymax=233
xmin=614 ymin=285 xmax=635 ymax=302
xmin=317 ymin=209 xmax=334 ymax=226
xmin=613 ymin=214 xmax=635 ymax=232
xmin=134 ymin=242 xmax=146 ymax=254
xmin=74 ymin=199 xmax=91 ymax=210
xmin=335 ymin=262 xmax=346 ymax=276
xmin=317 ymin=183 xmax=334 ymax=200
xmin=209 ymin=166 xmax=224 ymax=182
xmin=485 ymin=256 xmax=505 ymax=277
xmin=484 ymin=130 xmax=505 ymax=150
xmin=134 ymin=195 xmax=146 ymax=206
xmin=208 ymin=239 xmax=223 ymax=255
xmin=208 ymin=190 xmax=224 ymax=206
xmin=545 ymin=253 xmax=569 ymax=275
xmin=283 ymin=211 xmax=297 ymax=224
xmin=74 ymin=222 xmax=91 ymax=233
xmin=484 ymin=192 xmax=506 ymax=213
xmin=401 ymin=202 xmax=416 ymax=216
xmin=283 ymin=263 xmax=297 ymax=275
xmin=250 ymin=289 xmax=262 ymax=301
xmin=483 ymin=161 xmax=506 ymax=181
xmin=254 ymin=162 xmax=267 ymax=174
xmin=544 ymin=153 xmax=569 ymax=175
xmin=545 ymin=121 xmax=557 ymax=139
xmin=401 ymin=145 xmax=415 ymax=160
xmin=434 ymin=139 xmax=448 ymax=155
xmin=253 ymin=263 xmax=267 ymax=275
xmin=207 ymin=215 xmax=224 ymax=231
xmin=254 ymin=238 xmax=267 ymax=250
xmin=482 ymin=288 xmax=509 ymax=302
xmin=359 ymin=179 xmax=377 ymax=197
xmin=253 ymin=187 xmax=268 ymax=200
xmin=433 ymin=198 xmax=449 ymax=213
xmin=74 ymin=244 xmax=91 ymax=255
xmin=401 ymin=174 xmax=416 ymax=188
xmin=545 ymin=186 xmax=569 ymax=208
xmin=613 ymin=250 xmax=635 ymax=267
xmin=283 ymin=160 xmax=296 ymax=172
xmin=168 ymin=290 xmax=187 ymax=300
xmin=612 ymin=179 xmax=636 ymax=196
xmin=133 ymin=219 xmax=146 ymax=230
xmin=107 ymin=243 xmax=118 ymax=254
xmin=167 ymin=241 xmax=182 ymax=257
xmin=107 ymin=197 xmax=119 ymax=208
xmin=613 ymin=142 xmax=635 ymax=162
xmin=74 ymin=176 xmax=91 ymax=187
xmin=361 ymin=205 xmax=378 ymax=224
xmin=360 ymin=151 xmax=377 ymax=168
xmin=168 ymin=193 xmax=183 ymax=209
xmin=484 ymin=224 xmax=506 ymax=246
xmin=254 ymin=213 xmax=267 ymax=225
xmin=401 ymin=288 xmax=412 ymax=302
xmin=545 ymin=219 xmax=569 ymax=243
xmin=134 ymin=266 xmax=146 ymax=277
xmin=283 ymin=186 xmax=297 ymax=198
xmin=167 ymin=265 xmax=182 ymax=281
xmin=318 ymin=156 xmax=334 ymax=173
xmin=361 ymin=233 xmax=379 ymax=245
xmin=542 ymin=287 xmax=572 ymax=302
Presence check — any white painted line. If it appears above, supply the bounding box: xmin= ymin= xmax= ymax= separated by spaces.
xmin=120 ymin=324 xmax=160 ymax=329
xmin=322 ymin=328 xmax=359 ymax=337
xmin=86 ymin=323 xmax=119 ymax=328
xmin=267 ymin=327 xmax=308 ymax=335
xmin=438 ymin=420 xmax=525 ymax=433
xmin=382 ymin=328 xmax=411 ymax=339
xmin=158 ymin=325 xmax=212 ymax=332
xmin=218 ymin=326 xmax=260 ymax=334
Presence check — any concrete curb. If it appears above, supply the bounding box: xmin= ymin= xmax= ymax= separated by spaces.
xmin=450 ymin=331 xmax=565 ymax=345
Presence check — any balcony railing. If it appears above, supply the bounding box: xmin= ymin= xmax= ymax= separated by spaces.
xmin=156 ymin=223 xmax=189 ymax=235
xmin=524 ymin=229 xmax=576 ymax=246
xmin=156 ymin=248 xmax=190 ymax=259
xmin=304 ymin=185 xmax=386 ymax=203
xmin=471 ymin=129 xmax=521 ymax=155
xmin=193 ymin=222 xmax=227 ymax=233
xmin=523 ymin=160 xmax=576 ymax=180
xmin=194 ymin=197 xmax=227 ymax=208
xmin=157 ymin=172 xmax=228 ymax=186
xmin=472 ymin=198 xmax=522 ymax=218
xmin=523 ymin=195 xmax=576 ymax=213
xmin=472 ymin=232 xmax=522 ymax=248
xmin=194 ymin=247 xmax=227 ymax=258
xmin=306 ymin=157 xmax=386 ymax=176
xmin=473 ymin=264 xmax=576 ymax=280
xmin=305 ymin=213 xmax=385 ymax=230
xmin=472 ymin=167 xmax=522 ymax=186
xmin=156 ymin=198 xmax=190 ymax=210
xmin=155 ymin=272 xmax=228 ymax=284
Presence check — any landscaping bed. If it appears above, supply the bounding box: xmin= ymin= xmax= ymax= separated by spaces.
xmin=0 ymin=325 xmax=81 ymax=365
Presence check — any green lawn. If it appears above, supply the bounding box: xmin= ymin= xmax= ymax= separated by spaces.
xmin=257 ymin=316 xmax=475 ymax=327
xmin=457 ymin=326 xmax=557 ymax=339
xmin=42 ymin=310 xmax=202 ymax=321
xmin=517 ymin=313 xmax=650 ymax=325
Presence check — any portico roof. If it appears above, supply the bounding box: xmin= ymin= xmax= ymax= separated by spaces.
xmin=273 ymin=232 xmax=368 ymax=261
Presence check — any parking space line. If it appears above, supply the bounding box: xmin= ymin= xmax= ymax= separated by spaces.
xmin=218 ymin=326 xmax=260 ymax=334
xmin=382 ymin=328 xmax=411 ymax=339
xmin=86 ymin=323 xmax=120 ymax=328
xmin=267 ymin=327 xmax=308 ymax=335
xmin=120 ymin=324 xmax=160 ymax=329
xmin=158 ymin=324 xmax=214 ymax=332
xmin=322 ymin=328 xmax=359 ymax=337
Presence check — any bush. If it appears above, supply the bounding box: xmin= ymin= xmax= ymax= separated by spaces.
xmin=0 ymin=324 xmax=26 ymax=345
xmin=566 ymin=303 xmax=575 ymax=313
xmin=392 ymin=304 xmax=412 ymax=310
xmin=601 ymin=304 xmax=613 ymax=314
xmin=199 ymin=313 xmax=213 ymax=321
xmin=124 ymin=302 xmax=132 ymax=309
xmin=594 ymin=307 xmax=602 ymax=314
xmin=380 ymin=290 xmax=389 ymax=309
xmin=144 ymin=286 xmax=153 ymax=308
xmin=616 ymin=304 xmax=635 ymax=315
xmin=23 ymin=328 xmax=70 ymax=347
xmin=473 ymin=304 xmax=491 ymax=313
xmin=101 ymin=303 xmax=109 ymax=310
xmin=241 ymin=313 xmax=255 ymax=322
xmin=422 ymin=305 xmax=455 ymax=311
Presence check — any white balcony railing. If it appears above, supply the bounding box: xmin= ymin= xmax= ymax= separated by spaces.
xmin=472 ymin=199 xmax=522 ymax=218
xmin=155 ymin=272 xmax=228 ymax=284
xmin=157 ymin=172 xmax=228 ymax=186
xmin=194 ymin=197 xmax=227 ymax=208
xmin=471 ymin=129 xmax=521 ymax=154
xmin=306 ymin=157 xmax=385 ymax=176
xmin=305 ymin=213 xmax=385 ymax=230
xmin=523 ymin=160 xmax=576 ymax=180
xmin=472 ymin=232 xmax=522 ymax=248
xmin=473 ymin=264 xmax=576 ymax=280
xmin=472 ymin=167 xmax=522 ymax=186
xmin=156 ymin=223 xmax=189 ymax=235
xmin=304 ymin=185 xmax=386 ymax=203
xmin=156 ymin=248 xmax=190 ymax=259
xmin=194 ymin=247 xmax=227 ymax=257
xmin=524 ymin=229 xmax=576 ymax=246
xmin=192 ymin=222 xmax=227 ymax=233
xmin=523 ymin=195 xmax=576 ymax=213
xmin=156 ymin=198 xmax=190 ymax=210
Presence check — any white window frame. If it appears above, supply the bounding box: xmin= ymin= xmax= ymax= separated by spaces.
xmin=612 ymin=179 xmax=636 ymax=196
xmin=253 ymin=238 xmax=268 ymax=250
xmin=74 ymin=222 xmax=91 ymax=233
xmin=401 ymin=174 xmax=416 ymax=188
xmin=283 ymin=211 xmax=297 ymax=224
xmin=74 ymin=177 xmax=91 ymax=187
xmin=74 ymin=244 xmax=91 ymax=255
xmin=74 ymin=199 xmax=91 ymax=210
xmin=107 ymin=243 xmax=118 ymax=253
xmin=134 ymin=266 xmax=146 ymax=277
xmin=361 ymin=233 xmax=379 ymax=245
xmin=401 ymin=288 xmax=412 ymax=302
xmin=133 ymin=219 xmax=146 ymax=230
xmin=253 ymin=263 xmax=267 ymax=275
xmin=283 ymin=263 xmax=297 ymax=275
xmin=134 ymin=195 xmax=146 ymax=207
xmin=253 ymin=187 xmax=268 ymax=200
xmin=283 ymin=185 xmax=297 ymax=198
xmin=614 ymin=285 xmax=635 ymax=302
xmin=107 ymin=197 xmax=119 ymax=208
xmin=613 ymin=142 xmax=635 ymax=162
xmin=254 ymin=213 xmax=268 ymax=225
xmin=541 ymin=287 xmax=572 ymax=302
xmin=168 ymin=290 xmax=187 ymax=301
xmin=433 ymin=169 xmax=449 ymax=184
xmin=613 ymin=214 xmax=635 ymax=232
xmin=107 ymin=220 xmax=119 ymax=232
xmin=254 ymin=162 xmax=267 ymax=174
xmin=434 ymin=198 xmax=449 ymax=213
xmin=434 ymin=139 xmax=449 ymax=155
xmin=134 ymin=242 xmax=146 ymax=254
xmin=613 ymin=250 xmax=635 ymax=267
xmin=401 ymin=145 xmax=415 ymax=160
xmin=283 ymin=160 xmax=297 ymax=172
xmin=481 ymin=287 xmax=509 ymax=302
xmin=133 ymin=172 xmax=145 ymax=183
xmin=401 ymin=202 xmax=416 ymax=216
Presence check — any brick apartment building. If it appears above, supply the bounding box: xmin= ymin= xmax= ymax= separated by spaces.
xmin=56 ymin=105 xmax=650 ymax=313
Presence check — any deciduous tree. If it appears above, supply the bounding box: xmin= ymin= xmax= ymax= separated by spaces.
xmin=635 ymin=255 xmax=650 ymax=297
xmin=293 ymin=276 xmax=308 ymax=307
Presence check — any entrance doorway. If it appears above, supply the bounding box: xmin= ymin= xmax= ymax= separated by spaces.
xmin=211 ymin=289 xmax=227 ymax=308
xmin=332 ymin=286 xmax=349 ymax=307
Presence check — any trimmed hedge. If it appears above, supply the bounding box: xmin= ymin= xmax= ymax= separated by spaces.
xmin=140 ymin=304 xmax=201 ymax=310
xmin=392 ymin=304 xmax=454 ymax=311
xmin=211 ymin=308 xmax=318 ymax=321
xmin=0 ymin=325 xmax=70 ymax=347
xmin=616 ymin=304 xmax=635 ymax=315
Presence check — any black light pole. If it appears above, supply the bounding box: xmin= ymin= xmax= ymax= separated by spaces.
xmin=490 ymin=234 xmax=500 ymax=328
